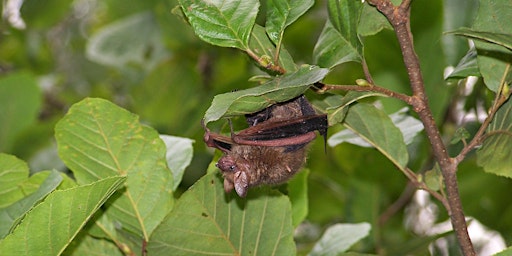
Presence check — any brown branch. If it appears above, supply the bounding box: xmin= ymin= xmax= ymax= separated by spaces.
xmin=367 ymin=0 xmax=475 ymax=254
xmin=320 ymin=83 xmax=413 ymax=104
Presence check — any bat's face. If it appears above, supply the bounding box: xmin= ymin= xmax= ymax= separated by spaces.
xmin=203 ymin=95 xmax=327 ymax=197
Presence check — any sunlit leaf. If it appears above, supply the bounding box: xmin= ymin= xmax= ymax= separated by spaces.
xmin=203 ymin=65 xmax=329 ymax=124
xmin=0 ymin=176 xmax=125 ymax=255
xmin=265 ymin=0 xmax=314 ymax=45
xmin=308 ymin=222 xmax=371 ymax=256
xmin=55 ymin=98 xmax=174 ymax=237
xmin=179 ymin=0 xmax=259 ymax=50
xmin=148 ymin=172 xmax=295 ymax=255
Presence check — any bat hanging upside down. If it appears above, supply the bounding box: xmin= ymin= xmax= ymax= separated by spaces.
xmin=202 ymin=95 xmax=328 ymax=197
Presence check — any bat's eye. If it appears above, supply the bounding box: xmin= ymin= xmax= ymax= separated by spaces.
xmin=229 ymin=166 xmax=235 ymax=171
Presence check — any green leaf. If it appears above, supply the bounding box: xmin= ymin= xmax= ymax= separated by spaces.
xmin=288 ymin=169 xmax=309 ymax=227
xmin=477 ymin=98 xmax=512 ymax=177
xmin=313 ymin=20 xmax=362 ymax=69
xmin=0 ymin=72 xmax=41 ymax=152
xmin=313 ymin=0 xmax=363 ymax=68
xmin=250 ymin=24 xmax=296 ymax=72
xmin=0 ymin=176 xmax=126 ymax=255
xmin=0 ymin=170 xmax=62 ymax=238
xmin=0 ymin=154 xmax=29 ymax=208
xmin=472 ymin=1 xmax=512 ymax=92
xmin=357 ymin=3 xmax=392 ymax=37
xmin=55 ymin=98 xmax=174 ymax=238
xmin=308 ymin=223 xmax=371 ymax=256
xmin=449 ymin=27 xmax=512 ymax=52
xmin=203 ymin=65 xmax=329 ymax=124
xmin=328 ymin=103 xmax=409 ymax=169
xmin=178 ymin=0 xmax=259 ymax=50
xmin=495 ymin=246 xmax=512 ymax=256
xmin=445 ymin=48 xmax=480 ymax=79
xmin=86 ymin=11 xmax=168 ymax=69
xmin=265 ymin=0 xmax=314 ymax=45
xmin=147 ymin=172 xmax=296 ymax=255
xmin=323 ymin=91 xmax=386 ymax=125
xmin=160 ymin=135 xmax=194 ymax=191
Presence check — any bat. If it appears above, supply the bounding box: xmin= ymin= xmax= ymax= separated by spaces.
xmin=203 ymin=95 xmax=327 ymax=197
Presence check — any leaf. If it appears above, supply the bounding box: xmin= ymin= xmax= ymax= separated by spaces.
xmin=357 ymin=3 xmax=392 ymax=37
xmin=178 ymin=0 xmax=259 ymax=50
xmin=477 ymin=98 xmax=512 ymax=177
xmin=323 ymin=91 xmax=386 ymax=125
xmin=250 ymin=24 xmax=296 ymax=72
xmin=147 ymin=172 xmax=296 ymax=255
xmin=472 ymin=1 xmax=512 ymax=92
xmin=86 ymin=11 xmax=168 ymax=69
xmin=0 ymin=72 xmax=41 ymax=152
xmin=0 ymin=176 xmax=126 ymax=255
xmin=328 ymin=103 xmax=409 ymax=169
xmin=203 ymin=65 xmax=329 ymax=124
xmin=287 ymin=169 xmax=309 ymax=227
xmin=312 ymin=0 xmax=363 ymax=68
xmin=449 ymin=27 xmax=512 ymax=52
xmin=265 ymin=0 xmax=314 ymax=45
xmin=160 ymin=135 xmax=194 ymax=190
xmin=0 ymin=154 xmax=29 ymax=208
xmin=445 ymin=48 xmax=480 ymax=79
xmin=55 ymin=98 xmax=174 ymax=238
xmin=0 ymin=170 xmax=62 ymax=238
xmin=308 ymin=223 xmax=371 ymax=256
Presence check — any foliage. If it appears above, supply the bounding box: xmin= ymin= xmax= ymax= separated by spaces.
xmin=0 ymin=0 xmax=511 ymax=255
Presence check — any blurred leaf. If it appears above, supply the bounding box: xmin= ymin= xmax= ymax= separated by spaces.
xmin=86 ymin=11 xmax=169 ymax=70
xmin=308 ymin=223 xmax=371 ymax=256
xmin=0 ymin=72 xmax=41 ymax=152
xmin=0 ymin=154 xmax=29 ymax=208
xmin=441 ymin=0 xmax=478 ymax=66
xmin=449 ymin=27 xmax=512 ymax=51
xmin=55 ymin=98 xmax=174 ymax=237
xmin=20 ymin=0 xmax=72 ymax=29
xmin=0 ymin=176 xmax=125 ymax=255
xmin=147 ymin=172 xmax=296 ymax=255
xmin=265 ymin=0 xmax=314 ymax=45
xmin=288 ymin=169 xmax=309 ymax=227
xmin=424 ymin=164 xmax=443 ymax=191
xmin=495 ymin=246 xmax=512 ymax=256
xmin=178 ymin=0 xmax=259 ymax=50
xmin=0 ymin=170 xmax=62 ymax=238
xmin=472 ymin=1 xmax=512 ymax=92
xmin=477 ymin=98 xmax=512 ymax=177
xmin=357 ymin=3 xmax=392 ymax=37
xmin=203 ymin=65 xmax=329 ymax=124
xmin=160 ymin=135 xmax=194 ymax=190
xmin=445 ymin=48 xmax=480 ymax=79
xmin=250 ymin=24 xmax=296 ymax=72
xmin=328 ymin=103 xmax=409 ymax=169
xmin=450 ymin=127 xmax=470 ymax=144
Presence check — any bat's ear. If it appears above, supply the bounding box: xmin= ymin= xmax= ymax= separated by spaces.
xmin=234 ymin=171 xmax=249 ymax=197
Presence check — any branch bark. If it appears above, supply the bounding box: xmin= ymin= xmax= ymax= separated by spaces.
xmin=367 ymin=0 xmax=475 ymax=255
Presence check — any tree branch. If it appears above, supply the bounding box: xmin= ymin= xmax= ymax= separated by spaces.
xmin=366 ymin=0 xmax=475 ymax=254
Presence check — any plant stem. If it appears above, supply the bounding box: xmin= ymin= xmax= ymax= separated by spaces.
xmin=367 ymin=0 xmax=475 ymax=254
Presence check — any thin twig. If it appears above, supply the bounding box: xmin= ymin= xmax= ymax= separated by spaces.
xmin=320 ymin=83 xmax=413 ymax=104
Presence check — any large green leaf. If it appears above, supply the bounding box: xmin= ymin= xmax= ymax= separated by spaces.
xmin=0 ymin=154 xmax=29 ymax=208
xmin=0 ymin=72 xmax=41 ymax=152
xmin=477 ymin=98 xmax=512 ymax=177
xmin=328 ymin=103 xmax=409 ymax=169
xmin=0 ymin=176 xmax=125 ymax=255
xmin=179 ymin=0 xmax=259 ymax=50
xmin=160 ymin=135 xmax=194 ymax=191
xmin=449 ymin=28 xmax=512 ymax=51
xmin=203 ymin=65 xmax=329 ymax=124
xmin=472 ymin=0 xmax=512 ymax=92
xmin=265 ymin=0 xmax=314 ymax=45
xmin=55 ymin=98 xmax=174 ymax=238
xmin=86 ymin=11 xmax=168 ymax=69
xmin=147 ymin=172 xmax=295 ymax=255
xmin=0 ymin=170 xmax=62 ymax=239
xmin=357 ymin=3 xmax=391 ymax=37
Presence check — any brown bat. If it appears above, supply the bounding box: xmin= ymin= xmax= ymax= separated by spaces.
xmin=203 ymin=96 xmax=327 ymax=197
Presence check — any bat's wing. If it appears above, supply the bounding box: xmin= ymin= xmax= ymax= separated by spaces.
xmin=202 ymin=120 xmax=233 ymax=153
xmin=233 ymin=114 xmax=328 ymax=147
